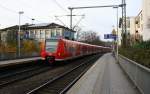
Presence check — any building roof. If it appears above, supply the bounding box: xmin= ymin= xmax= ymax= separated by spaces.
xmin=29 ymin=23 xmax=76 ymax=32
xmin=0 ymin=23 xmax=76 ymax=32
xmin=29 ymin=23 xmax=50 ymax=27
xmin=0 ymin=24 xmax=30 ymax=31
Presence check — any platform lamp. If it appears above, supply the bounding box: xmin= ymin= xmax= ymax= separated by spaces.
xmin=18 ymin=11 xmax=24 ymax=57
xmin=113 ymin=6 xmax=119 ymax=61
xmin=32 ymin=18 xmax=35 ymax=25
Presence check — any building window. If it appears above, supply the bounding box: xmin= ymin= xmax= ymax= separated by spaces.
xmin=56 ymin=28 xmax=61 ymax=37
xmin=41 ymin=30 xmax=45 ymax=39
xmin=45 ymin=30 xmax=50 ymax=39
xmin=51 ymin=30 xmax=55 ymax=37
xmin=30 ymin=30 xmax=34 ymax=38
xmin=35 ymin=30 xmax=37 ymax=35
xmin=45 ymin=30 xmax=49 ymax=35
xmin=35 ymin=30 xmax=39 ymax=38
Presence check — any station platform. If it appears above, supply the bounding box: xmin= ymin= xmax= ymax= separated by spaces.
xmin=67 ymin=53 xmax=140 ymax=94
xmin=0 ymin=57 xmax=41 ymax=68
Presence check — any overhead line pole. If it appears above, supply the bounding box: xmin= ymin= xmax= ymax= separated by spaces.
xmin=55 ymin=14 xmax=85 ymax=29
xmin=70 ymin=8 xmax=73 ymax=29
xmin=122 ymin=0 xmax=127 ymax=47
xmin=68 ymin=4 xmax=125 ymax=30
xmin=69 ymin=5 xmax=123 ymax=9
xmin=68 ymin=3 xmax=126 ymax=47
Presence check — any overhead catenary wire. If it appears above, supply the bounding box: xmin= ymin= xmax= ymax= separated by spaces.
xmin=0 ymin=3 xmax=45 ymax=24
xmin=0 ymin=0 xmax=84 ymax=28
xmin=0 ymin=3 xmax=18 ymax=14
xmin=51 ymin=0 xmax=85 ymax=28
xmin=51 ymin=0 xmax=85 ymax=29
xmin=52 ymin=0 xmax=69 ymax=13
xmin=55 ymin=16 xmax=67 ymax=27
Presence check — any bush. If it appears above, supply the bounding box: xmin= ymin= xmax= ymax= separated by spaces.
xmin=133 ymin=40 xmax=150 ymax=49
xmin=21 ymin=40 xmax=40 ymax=56
xmin=0 ymin=43 xmax=16 ymax=53
xmin=119 ymin=47 xmax=150 ymax=68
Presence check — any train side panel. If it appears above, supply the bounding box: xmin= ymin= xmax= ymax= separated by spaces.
xmin=41 ymin=38 xmax=111 ymax=63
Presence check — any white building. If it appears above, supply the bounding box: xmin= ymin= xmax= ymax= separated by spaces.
xmin=0 ymin=23 xmax=76 ymax=45
xmin=118 ymin=15 xmax=144 ymax=46
xmin=28 ymin=23 xmax=75 ymax=42
xmin=135 ymin=11 xmax=143 ymax=42
xmin=142 ymin=0 xmax=150 ymax=40
xmin=118 ymin=17 xmax=137 ymax=45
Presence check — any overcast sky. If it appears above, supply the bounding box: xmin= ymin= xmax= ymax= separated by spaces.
xmin=0 ymin=0 xmax=142 ymax=40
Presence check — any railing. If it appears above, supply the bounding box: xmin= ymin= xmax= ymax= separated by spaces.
xmin=118 ymin=54 xmax=150 ymax=94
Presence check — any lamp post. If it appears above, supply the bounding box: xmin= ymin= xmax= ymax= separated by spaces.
xmin=18 ymin=11 xmax=24 ymax=57
xmin=32 ymin=18 xmax=35 ymax=24
xmin=113 ymin=6 xmax=119 ymax=61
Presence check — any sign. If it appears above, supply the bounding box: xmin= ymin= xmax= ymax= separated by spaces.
xmin=104 ymin=34 xmax=111 ymax=39
xmin=104 ymin=34 xmax=117 ymax=40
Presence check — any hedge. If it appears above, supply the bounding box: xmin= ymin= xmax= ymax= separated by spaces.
xmin=119 ymin=40 xmax=150 ymax=68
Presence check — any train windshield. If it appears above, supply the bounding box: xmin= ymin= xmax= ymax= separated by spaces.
xmin=45 ymin=39 xmax=58 ymax=52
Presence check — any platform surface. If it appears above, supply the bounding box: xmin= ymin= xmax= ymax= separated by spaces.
xmin=67 ymin=53 xmax=140 ymax=94
xmin=0 ymin=57 xmax=41 ymax=68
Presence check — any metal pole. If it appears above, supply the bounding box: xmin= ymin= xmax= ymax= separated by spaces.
xmin=68 ymin=8 xmax=73 ymax=40
xmin=113 ymin=6 xmax=119 ymax=60
xmin=18 ymin=11 xmax=24 ymax=57
xmin=32 ymin=18 xmax=35 ymax=24
xmin=122 ymin=0 xmax=127 ymax=47
xmin=116 ymin=7 xmax=119 ymax=61
xmin=70 ymin=8 xmax=73 ymax=29
xmin=18 ymin=13 xmax=21 ymax=57
xmin=124 ymin=0 xmax=127 ymax=47
xmin=69 ymin=4 xmax=122 ymax=9
xmin=122 ymin=0 xmax=124 ymax=46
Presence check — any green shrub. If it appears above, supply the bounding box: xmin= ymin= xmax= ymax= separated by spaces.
xmin=119 ymin=46 xmax=150 ymax=68
xmin=21 ymin=40 xmax=40 ymax=55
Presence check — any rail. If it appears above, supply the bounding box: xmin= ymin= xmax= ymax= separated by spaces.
xmin=118 ymin=54 xmax=150 ymax=94
xmin=26 ymin=54 xmax=100 ymax=94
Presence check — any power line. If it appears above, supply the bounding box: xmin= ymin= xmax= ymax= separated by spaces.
xmin=55 ymin=16 xmax=67 ymax=27
xmin=0 ymin=3 xmax=17 ymax=14
xmin=52 ymin=0 xmax=68 ymax=13
xmin=0 ymin=3 xmax=45 ymax=24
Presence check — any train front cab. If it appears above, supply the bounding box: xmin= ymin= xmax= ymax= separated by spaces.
xmin=44 ymin=39 xmax=70 ymax=63
xmin=43 ymin=39 xmax=59 ymax=64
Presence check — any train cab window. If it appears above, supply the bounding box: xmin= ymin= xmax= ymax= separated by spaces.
xmin=45 ymin=39 xmax=58 ymax=52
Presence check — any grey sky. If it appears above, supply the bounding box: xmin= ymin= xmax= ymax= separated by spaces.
xmin=0 ymin=0 xmax=141 ymax=40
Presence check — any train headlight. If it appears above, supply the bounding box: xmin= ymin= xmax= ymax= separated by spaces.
xmin=58 ymin=53 xmax=61 ymax=56
xmin=58 ymin=52 xmax=64 ymax=56
xmin=41 ymin=57 xmax=46 ymax=60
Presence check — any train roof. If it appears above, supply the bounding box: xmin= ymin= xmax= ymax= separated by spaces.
xmin=61 ymin=39 xmax=110 ymax=49
xmin=45 ymin=38 xmax=111 ymax=49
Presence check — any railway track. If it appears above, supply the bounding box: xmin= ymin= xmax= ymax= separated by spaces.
xmin=0 ymin=63 xmax=52 ymax=88
xmin=26 ymin=54 xmax=100 ymax=94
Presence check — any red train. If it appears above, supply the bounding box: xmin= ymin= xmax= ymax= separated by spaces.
xmin=41 ymin=38 xmax=111 ymax=63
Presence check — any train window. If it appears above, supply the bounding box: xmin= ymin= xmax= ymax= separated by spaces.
xmin=46 ymin=39 xmax=58 ymax=52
